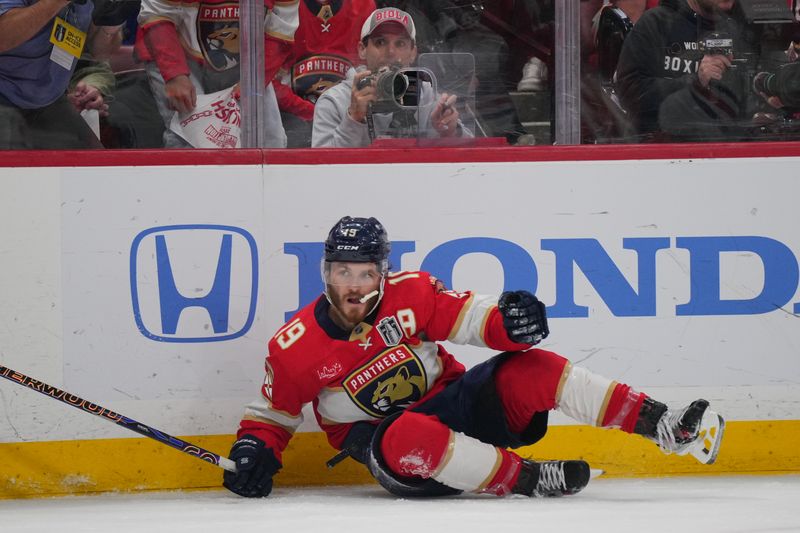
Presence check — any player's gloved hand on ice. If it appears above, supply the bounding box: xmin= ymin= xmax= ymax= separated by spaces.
xmin=223 ymin=435 xmax=281 ymax=498
xmin=498 ymin=290 xmax=549 ymax=345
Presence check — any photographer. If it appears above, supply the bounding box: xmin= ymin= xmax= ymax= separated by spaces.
xmin=616 ymin=0 xmax=758 ymax=142
xmin=311 ymin=7 xmax=469 ymax=147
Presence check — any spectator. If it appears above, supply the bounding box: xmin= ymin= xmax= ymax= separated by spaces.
xmin=274 ymin=0 xmax=376 ymax=147
xmin=312 ymin=7 xmax=467 ymax=147
xmin=135 ymin=0 xmax=298 ymax=148
xmin=615 ymin=0 xmax=760 ymax=141
xmin=0 ymin=0 xmax=120 ymax=149
xmin=79 ymin=0 xmax=168 ymax=148
xmin=66 ymin=0 xmax=145 ymax=145
xmin=69 ymin=48 xmax=167 ymax=148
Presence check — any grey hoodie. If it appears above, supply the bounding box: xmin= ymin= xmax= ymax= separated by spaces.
xmin=312 ymin=67 xmax=470 ymax=147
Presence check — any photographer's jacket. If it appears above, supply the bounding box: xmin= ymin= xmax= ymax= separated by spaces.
xmin=311 ymin=67 xmax=468 ymax=147
xmin=616 ymin=0 xmax=757 ymax=140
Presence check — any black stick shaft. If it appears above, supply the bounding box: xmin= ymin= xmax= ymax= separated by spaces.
xmin=0 ymin=365 xmax=236 ymax=473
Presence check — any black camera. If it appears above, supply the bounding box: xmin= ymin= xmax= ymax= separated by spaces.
xmin=356 ymin=65 xmax=434 ymax=113
xmin=698 ymin=32 xmax=756 ymax=70
xmin=753 ymin=71 xmax=778 ymax=96
xmin=752 ymin=63 xmax=800 ymax=108
xmin=699 ymin=32 xmax=735 ymax=57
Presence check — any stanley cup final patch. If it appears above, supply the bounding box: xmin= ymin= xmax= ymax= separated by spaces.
xmin=197 ymin=2 xmax=240 ymax=72
xmin=376 ymin=316 xmax=403 ymax=347
xmin=343 ymin=345 xmax=428 ymax=418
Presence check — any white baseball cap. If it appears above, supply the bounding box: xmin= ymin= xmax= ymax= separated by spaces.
xmin=360 ymin=7 xmax=416 ymax=42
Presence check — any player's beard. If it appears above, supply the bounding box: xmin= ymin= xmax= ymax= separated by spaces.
xmin=328 ymin=286 xmax=378 ymax=329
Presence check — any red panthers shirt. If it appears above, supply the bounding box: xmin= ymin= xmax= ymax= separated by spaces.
xmin=237 ymin=271 xmax=528 ymax=459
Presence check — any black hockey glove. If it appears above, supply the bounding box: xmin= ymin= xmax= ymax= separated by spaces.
xmin=498 ymin=290 xmax=549 ymax=345
xmin=223 ymin=435 xmax=281 ymax=498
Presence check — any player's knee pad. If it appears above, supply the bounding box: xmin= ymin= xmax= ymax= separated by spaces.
xmin=367 ymin=412 xmax=462 ymax=498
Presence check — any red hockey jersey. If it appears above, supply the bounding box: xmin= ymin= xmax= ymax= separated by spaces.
xmin=286 ymin=0 xmax=375 ymax=102
xmin=273 ymin=0 xmax=375 ymax=119
xmin=237 ymin=271 xmax=528 ymax=459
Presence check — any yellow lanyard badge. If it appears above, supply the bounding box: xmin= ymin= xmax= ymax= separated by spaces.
xmin=50 ymin=16 xmax=86 ymax=59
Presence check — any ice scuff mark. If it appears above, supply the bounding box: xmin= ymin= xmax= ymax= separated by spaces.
xmin=61 ymin=474 xmax=96 ymax=489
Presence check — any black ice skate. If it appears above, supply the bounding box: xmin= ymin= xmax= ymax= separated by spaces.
xmin=512 ymin=459 xmax=591 ymax=497
xmin=636 ymin=398 xmax=725 ymax=465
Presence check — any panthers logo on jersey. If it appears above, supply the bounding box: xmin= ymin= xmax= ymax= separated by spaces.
xmin=291 ymin=54 xmax=352 ymax=102
xmin=343 ymin=344 xmax=428 ymax=418
xmin=197 ymin=2 xmax=240 ymax=72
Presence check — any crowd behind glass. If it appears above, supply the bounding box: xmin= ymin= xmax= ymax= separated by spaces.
xmin=1 ymin=0 xmax=799 ymax=149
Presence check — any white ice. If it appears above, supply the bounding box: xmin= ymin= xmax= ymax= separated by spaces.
xmin=3 ymin=476 xmax=798 ymax=533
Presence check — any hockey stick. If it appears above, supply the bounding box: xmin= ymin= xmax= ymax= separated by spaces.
xmin=0 ymin=365 xmax=236 ymax=473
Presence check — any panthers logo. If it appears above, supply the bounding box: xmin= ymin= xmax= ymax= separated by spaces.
xmin=197 ymin=3 xmax=240 ymax=72
xmin=371 ymin=366 xmax=425 ymax=413
xmin=343 ymin=344 xmax=428 ymax=418
xmin=203 ymin=25 xmax=239 ymax=71
xmin=292 ymin=55 xmax=352 ymax=102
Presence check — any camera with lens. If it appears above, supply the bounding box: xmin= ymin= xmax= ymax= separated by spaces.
xmin=356 ymin=65 xmax=436 ymax=113
xmin=752 ymin=63 xmax=800 ymax=109
xmin=753 ymin=70 xmax=778 ymax=96
xmin=698 ymin=31 xmax=757 ymax=71
xmin=699 ymin=32 xmax=735 ymax=57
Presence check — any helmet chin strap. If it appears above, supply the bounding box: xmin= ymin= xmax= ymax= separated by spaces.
xmin=359 ymin=290 xmax=379 ymax=303
xmin=364 ymin=275 xmax=387 ymax=317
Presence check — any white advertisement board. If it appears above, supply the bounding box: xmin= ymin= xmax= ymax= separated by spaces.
xmin=1 ymin=156 xmax=798 ymax=443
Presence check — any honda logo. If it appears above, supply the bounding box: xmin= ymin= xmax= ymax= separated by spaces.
xmin=130 ymin=225 xmax=258 ymax=342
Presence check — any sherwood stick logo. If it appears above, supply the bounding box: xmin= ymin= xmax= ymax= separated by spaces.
xmin=130 ymin=225 xmax=258 ymax=343
xmin=0 ymin=367 xmax=123 ymax=422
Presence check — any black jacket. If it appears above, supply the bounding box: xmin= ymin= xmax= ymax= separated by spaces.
xmin=616 ymin=0 xmax=758 ymax=141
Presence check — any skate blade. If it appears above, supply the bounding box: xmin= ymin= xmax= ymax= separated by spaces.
xmin=689 ymin=410 xmax=725 ymax=465
xmin=589 ymin=468 xmax=605 ymax=480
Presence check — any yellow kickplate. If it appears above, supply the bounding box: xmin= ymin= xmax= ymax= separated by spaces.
xmin=1 ymin=420 xmax=798 ymax=499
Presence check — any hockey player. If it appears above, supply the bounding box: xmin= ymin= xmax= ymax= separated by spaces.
xmin=223 ymin=216 xmax=725 ymax=498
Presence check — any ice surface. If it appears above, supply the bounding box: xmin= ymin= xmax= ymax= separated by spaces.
xmin=2 ymin=476 xmax=798 ymax=533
